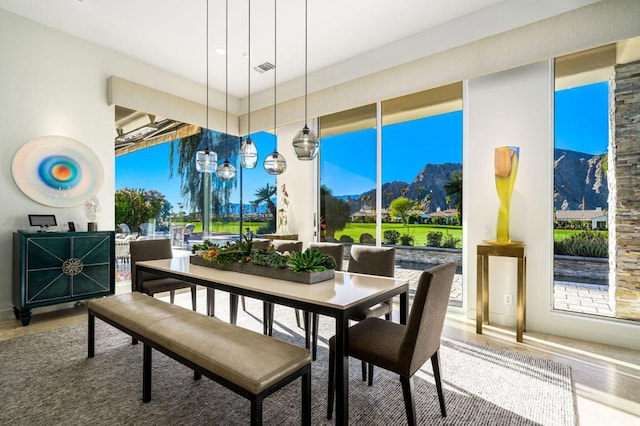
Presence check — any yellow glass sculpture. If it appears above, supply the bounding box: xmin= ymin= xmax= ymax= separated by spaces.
xmin=494 ymin=146 xmax=519 ymax=243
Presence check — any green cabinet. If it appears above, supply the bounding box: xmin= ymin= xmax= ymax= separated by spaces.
xmin=12 ymin=231 xmax=115 ymax=325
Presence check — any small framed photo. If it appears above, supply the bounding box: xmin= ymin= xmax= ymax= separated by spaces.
xmin=68 ymin=221 xmax=76 ymax=232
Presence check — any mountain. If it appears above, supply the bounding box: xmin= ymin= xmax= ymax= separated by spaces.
xmin=340 ymin=149 xmax=608 ymax=213
xmin=347 ymin=163 xmax=462 ymax=213
xmin=554 ymin=149 xmax=608 ymax=210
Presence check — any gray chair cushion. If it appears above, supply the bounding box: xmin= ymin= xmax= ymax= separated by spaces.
xmin=308 ymin=242 xmax=344 ymax=271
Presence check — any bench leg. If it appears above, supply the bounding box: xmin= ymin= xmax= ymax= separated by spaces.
xmin=302 ymin=366 xmax=311 ymax=426
xmin=251 ymin=397 xmax=263 ymax=426
xmin=143 ymin=343 xmax=152 ymax=403
xmin=88 ymin=313 xmax=95 ymax=358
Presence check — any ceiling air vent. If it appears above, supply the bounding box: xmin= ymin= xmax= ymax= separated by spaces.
xmin=254 ymin=62 xmax=275 ymax=73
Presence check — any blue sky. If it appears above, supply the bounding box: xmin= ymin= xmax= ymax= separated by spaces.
xmin=117 ymin=82 xmax=608 ymax=205
xmin=116 ymin=132 xmax=276 ymax=210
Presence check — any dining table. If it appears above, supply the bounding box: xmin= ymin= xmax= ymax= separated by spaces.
xmin=135 ymin=257 xmax=409 ymax=426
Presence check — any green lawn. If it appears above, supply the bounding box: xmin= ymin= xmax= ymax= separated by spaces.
xmin=174 ymin=221 xmax=268 ymax=235
xmin=171 ymin=220 xmax=604 ymax=248
xmin=334 ymin=223 xmax=463 ymax=248
xmin=553 ymin=228 xmax=608 ymax=240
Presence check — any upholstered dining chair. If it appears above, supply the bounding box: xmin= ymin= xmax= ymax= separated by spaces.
xmin=264 ymin=240 xmax=303 ymax=336
xmin=327 ymin=262 xmax=456 ymax=425
xmin=271 ymin=239 xmax=303 ymax=253
xmin=299 ymin=242 xmax=345 ymax=360
xmin=130 ymin=239 xmax=197 ymax=311
xmin=347 ymin=245 xmax=395 ymax=382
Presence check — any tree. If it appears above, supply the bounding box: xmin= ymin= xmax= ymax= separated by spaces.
xmin=169 ymin=129 xmax=238 ymax=219
xmin=444 ymin=170 xmax=463 ymax=222
xmin=321 ymin=185 xmax=351 ymax=241
xmin=252 ymin=183 xmax=277 ymax=232
xmin=115 ymin=188 xmax=166 ymax=231
xmin=389 ymin=197 xmax=412 ymax=225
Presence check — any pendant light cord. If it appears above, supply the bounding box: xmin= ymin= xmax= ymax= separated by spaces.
xmin=273 ymin=0 xmax=277 ymax=149
xmin=304 ymin=0 xmax=308 ymax=125
xmin=225 ymin=0 xmax=229 ymax=157
xmin=247 ymin=0 xmax=251 ymax=138
xmin=205 ymin=0 xmax=210 ymax=147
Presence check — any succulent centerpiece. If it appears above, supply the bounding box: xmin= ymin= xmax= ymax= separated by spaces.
xmin=190 ymin=236 xmax=336 ymax=284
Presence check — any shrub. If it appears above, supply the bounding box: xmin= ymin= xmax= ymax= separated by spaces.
xmin=339 ymin=235 xmax=354 ymax=243
xmin=426 ymin=231 xmax=443 ymax=247
xmin=383 ymin=230 xmax=400 ymax=245
xmin=256 ymin=225 xmax=272 ymax=235
xmin=359 ymin=233 xmax=376 ymax=244
xmin=441 ymin=232 xmax=461 ymax=248
xmin=399 ymin=233 xmax=414 ymax=246
xmin=554 ymin=231 xmax=608 ymax=258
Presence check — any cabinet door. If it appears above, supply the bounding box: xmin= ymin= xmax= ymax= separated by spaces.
xmin=26 ymin=236 xmax=72 ymax=303
xmin=71 ymin=234 xmax=112 ymax=296
xmin=25 ymin=233 xmax=113 ymax=303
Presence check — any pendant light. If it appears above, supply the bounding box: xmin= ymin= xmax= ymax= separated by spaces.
xmin=263 ymin=0 xmax=287 ymax=175
xmin=216 ymin=0 xmax=237 ymax=181
xmin=291 ymin=0 xmax=319 ymax=160
xmin=240 ymin=0 xmax=258 ymax=169
xmin=196 ymin=0 xmax=218 ymax=173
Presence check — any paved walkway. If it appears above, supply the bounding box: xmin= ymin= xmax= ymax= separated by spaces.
xmin=117 ymin=250 xmax=612 ymax=317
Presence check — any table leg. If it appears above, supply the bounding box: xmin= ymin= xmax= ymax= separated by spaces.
xmin=516 ymin=256 xmax=525 ymax=343
xmin=334 ymin=313 xmax=349 ymax=426
xmin=523 ymin=256 xmax=527 ymax=332
xmin=263 ymin=302 xmax=270 ymax=335
xmin=400 ymin=291 xmax=408 ymax=325
xmin=476 ymin=254 xmax=483 ymax=334
xmin=230 ymin=294 xmax=238 ymax=325
xmin=206 ymin=288 xmax=215 ymax=317
xmin=482 ymin=254 xmax=489 ymax=325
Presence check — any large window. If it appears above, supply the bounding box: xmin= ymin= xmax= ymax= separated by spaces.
xmin=318 ymin=84 xmax=464 ymax=307
xmin=319 ymin=104 xmax=377 ymax=244
xmin=553 ymin=45 xmax=613 ymax=318
xmin=115 ymin=125 xmax=277 ymax=242
xmin=381 ymin=84 xmax=463 ymax=307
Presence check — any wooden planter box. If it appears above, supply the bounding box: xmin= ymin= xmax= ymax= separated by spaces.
xmin=189 ymin=255 xmax=335 ymax=284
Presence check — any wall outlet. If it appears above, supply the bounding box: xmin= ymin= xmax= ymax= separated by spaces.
xmin=504 ymin=294 xmax=513 ymax=305
xmin=483 ymin=224 xmax=492 ymax=237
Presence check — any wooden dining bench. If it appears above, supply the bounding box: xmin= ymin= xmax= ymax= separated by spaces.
xmin=88 ymin=292 xmax=312 ymax=426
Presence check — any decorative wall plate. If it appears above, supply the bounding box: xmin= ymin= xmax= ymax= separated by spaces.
xmin=11 ymin=135 xmax=104 ymax=207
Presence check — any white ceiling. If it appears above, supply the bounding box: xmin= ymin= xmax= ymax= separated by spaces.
xmin=0 ymin=0 xmax=599 ymax=99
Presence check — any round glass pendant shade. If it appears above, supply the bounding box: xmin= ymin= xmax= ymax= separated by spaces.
xmin=240 ymin=138 xmax=258 ymax=168
xmin=216 ymin=159 xmax=237 ymax=181
xmin=196 ymin=149 xmax=218 ymax=173
xmin=263 ymin=151 xmax=287 ymax=175
xmin=292 ymin=125 xmax=319 ymax=160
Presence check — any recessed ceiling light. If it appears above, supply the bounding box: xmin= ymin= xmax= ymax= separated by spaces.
xmin=215 ymin=48 xmax=226 ymax=55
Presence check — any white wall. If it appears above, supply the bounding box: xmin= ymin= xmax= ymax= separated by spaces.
xmin=0 ymin=9 xmax=224 ymax=319
xmin=464 ymin=62 xmax=640 ymax=350
xmin=275 ymin=122 xmax=317 ymax=244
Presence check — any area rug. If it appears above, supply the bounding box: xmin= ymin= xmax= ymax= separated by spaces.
xmin=0 ymin=297 xmax=576 ymax=425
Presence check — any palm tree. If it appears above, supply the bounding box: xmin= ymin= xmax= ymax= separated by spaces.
xmin=252 ymin=183 xmax=277 ymax=223
xmin=444 ymin=170 xmax=463 ymax=223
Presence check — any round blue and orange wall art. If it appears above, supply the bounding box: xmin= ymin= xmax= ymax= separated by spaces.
xmin=12 ymin=135 xmax=104 ymax=207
